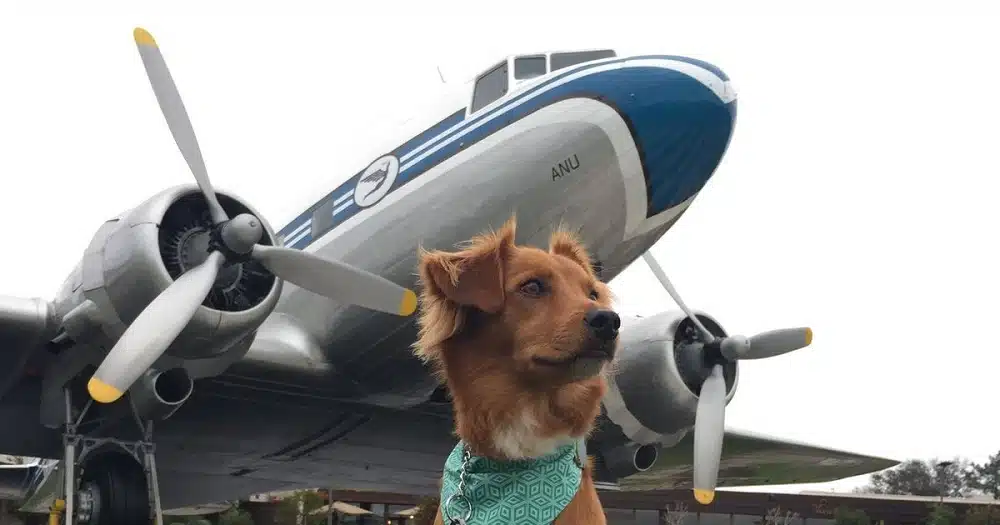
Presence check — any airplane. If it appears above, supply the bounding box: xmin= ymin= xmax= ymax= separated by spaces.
xmin=0 ymin=28 xmax=898 ymax=525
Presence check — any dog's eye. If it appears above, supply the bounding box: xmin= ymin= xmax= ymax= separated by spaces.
xmin=589 ymin=289 xmax=600 ymax=301
xmin=519 ymin=278 xmax=546 ymax=297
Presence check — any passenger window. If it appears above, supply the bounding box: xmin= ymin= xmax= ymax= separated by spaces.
xmin=550 ymin=50 xmax=616 ymax=71
xmin=514 ymin=56 xmax=546 ymax=80
xmin=470 ymin=61 xmax=509 ymax=114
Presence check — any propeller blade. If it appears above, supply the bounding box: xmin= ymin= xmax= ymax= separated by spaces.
xmin=88 ymin=251 xmax=226 ymax=404
xmin=641 ymin=252 xmax=714 ymax=342
xmin=740 ymin=327 xmax=813 ymax=360
xmin=251 ymin=245 xmax=417 ymax=317
xmin=133 ymin=27 xmax=228 ymax=225
xmin=692 ymin=364 xmax=726 ymax=505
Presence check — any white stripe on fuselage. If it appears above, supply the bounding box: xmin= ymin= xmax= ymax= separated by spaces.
xmin=282 ymin=190 xmax=356 ymax=247
xmin=398 ymin=58 xmax=735 ymax=180
xmin=287 ymin=57 xmax=729 ymax=256
xmin=396 ymin=55 xmax=622 ymax=166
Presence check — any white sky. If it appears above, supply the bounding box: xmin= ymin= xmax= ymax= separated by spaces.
xmin=2 ymin=1 xmax=998 ymax=495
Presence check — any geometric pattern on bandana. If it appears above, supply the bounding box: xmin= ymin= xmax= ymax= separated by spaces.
xmin=440 ymin=441 xmax=582 ymax=524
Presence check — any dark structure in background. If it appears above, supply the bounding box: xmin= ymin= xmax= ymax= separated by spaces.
xmin=236 ymin=488 xmax=995 ymax=525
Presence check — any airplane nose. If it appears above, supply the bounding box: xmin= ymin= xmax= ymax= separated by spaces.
xmin=613 ymin=58 xmax=738 ymax=217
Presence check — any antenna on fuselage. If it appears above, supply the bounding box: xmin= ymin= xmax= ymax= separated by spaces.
xmin=436 ymin=65 xmax=447 ymax=84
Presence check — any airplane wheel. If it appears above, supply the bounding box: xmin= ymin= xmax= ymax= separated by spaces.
xmin=76 ymin=452 xmax=149 ymax=525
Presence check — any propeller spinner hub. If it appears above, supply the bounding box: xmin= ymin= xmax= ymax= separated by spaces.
xmin=219 ymin=213 xmax=264 ymax=255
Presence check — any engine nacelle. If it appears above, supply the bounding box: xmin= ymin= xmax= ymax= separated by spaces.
xmin=41 ymin=185 xmax=282 ymax=427
xmin=592 ymin=309 xmax=739 ymax=477
xmin=600 ymin=442 xmax=660 ymax=479
xmin=130 ymin=367 xmax=195 ymax=421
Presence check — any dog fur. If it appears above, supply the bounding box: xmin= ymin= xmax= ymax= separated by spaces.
xmin=412 ymin=216 xmax=615 ymax=525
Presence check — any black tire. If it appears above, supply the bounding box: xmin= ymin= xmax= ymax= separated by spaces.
xmin=78 ymin=451 xmax=150 ymax=525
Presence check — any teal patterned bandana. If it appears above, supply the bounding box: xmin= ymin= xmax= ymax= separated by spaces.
xmin=439 ymin=441 xmax=583 ymax=524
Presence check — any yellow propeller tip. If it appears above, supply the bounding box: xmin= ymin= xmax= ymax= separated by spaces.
xmin=87 ymin=377 xmax=123 ymax=404
xmin=693 ymin=489 xmax=715 ymax=505
xmin=805 ymin=327 xmax=813 ymax=346
xmin=133 ymin=27 xmax=157 ymax=48
xmin=399 ymin=289 xmax=418 ymax=316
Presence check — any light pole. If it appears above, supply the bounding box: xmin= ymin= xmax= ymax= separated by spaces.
xmin=937 ymin=460 xmax=956 ymax=505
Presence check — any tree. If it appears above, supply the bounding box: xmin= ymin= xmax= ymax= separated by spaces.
xmin=275 ymin=490 xmax=327 ymax=525
xmin=861 ymin=458 xmax=974 ymax=497
xmin=967 ymin=451 xmax=1000 ymax=499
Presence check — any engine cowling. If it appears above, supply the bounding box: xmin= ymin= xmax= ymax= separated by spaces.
xmin=42 ymin=185 xmax=283 ymax=426
xmin=592 ymin=309 xmax=739 ymax=478
xmin=55 ymin=185 xmax=282 ymax=357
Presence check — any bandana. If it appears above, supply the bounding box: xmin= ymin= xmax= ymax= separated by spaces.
xmin=439 ymin=441 xmax=583 ymax=524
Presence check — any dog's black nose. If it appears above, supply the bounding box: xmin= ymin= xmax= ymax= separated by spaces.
xmin=584 ymin=307 xmax=620 ymax=341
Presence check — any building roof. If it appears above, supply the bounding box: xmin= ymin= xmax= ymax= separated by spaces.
xmin=798 ymin=491 xmax=999 ymax=506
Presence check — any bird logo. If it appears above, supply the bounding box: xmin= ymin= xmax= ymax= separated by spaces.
xmin=354 ymin=155 xmax=400 ymax=208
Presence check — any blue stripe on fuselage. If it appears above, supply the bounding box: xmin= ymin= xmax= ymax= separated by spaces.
xmin=278 ymin=56 xmax=735 ymax=248
xmin=391 ymin=109 xmax=465 ymax=160
xmin=276 ymin=55 xmax=632 ymax=244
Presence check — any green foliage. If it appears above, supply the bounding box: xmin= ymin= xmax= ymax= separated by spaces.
xmin=855 ymin=450 xmax=1000 ymax=499
xmin=966 ymin=452 xmax=1000 ymax=499
xmin=217 ymin=503 xmax=254 ymax=525
xmin=862 ymin=458 xmax=973 ymax=497
xmin=275 ymin=490 xmax=328 ymax=525
xmin=411 ymin=496 xmax=441 ymax=525
xmin=834 ymin=506 xmax=871 ymax=525
xmin=926 ymin=504 xmax=958 ymax=525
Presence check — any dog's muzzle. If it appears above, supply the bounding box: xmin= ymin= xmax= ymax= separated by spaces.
xmin=583 ymin=307 xmax=620 ymax=354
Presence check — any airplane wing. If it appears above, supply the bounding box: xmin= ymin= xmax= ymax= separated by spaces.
xmin=0 ymin=296 xmax=55 ymax=400
xmin=0 ymin=460 xmax=41 ymax=500
xmin=616 ymin=428 xmax=898 ymax=490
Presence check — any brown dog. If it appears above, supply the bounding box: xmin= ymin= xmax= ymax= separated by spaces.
xmin=413 ymin=216 xmax=618 ymax=525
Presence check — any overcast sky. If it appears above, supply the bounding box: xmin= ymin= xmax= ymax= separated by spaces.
xmin=2 ymin=2 xmax=998 ymax=495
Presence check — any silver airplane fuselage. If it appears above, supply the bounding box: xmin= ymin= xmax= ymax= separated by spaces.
xmin=8 ymin=50 xmax=740 ymax=510
xmin=245 ymin=52 xmax=737 ymax=407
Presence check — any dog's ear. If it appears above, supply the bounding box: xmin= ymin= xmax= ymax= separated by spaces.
xmin=419 ymin=216 xmax=516 ymax=313
xmin=549 ymin=229 xmax=595 ymax=277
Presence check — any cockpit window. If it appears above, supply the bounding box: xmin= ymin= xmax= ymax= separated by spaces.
xmin=514 ymin=55 xmax=547 ymax=80
xmin=550 ymin=50 xmax=616 ymax=71
xmin=471 ymin=61 xmax=509 ymax=114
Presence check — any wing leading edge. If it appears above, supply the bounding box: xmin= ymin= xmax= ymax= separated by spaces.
xmin=617 ymin=428 xmax=899 ymax=490
xmin=0 ymin=295 xmax=55 ymax=400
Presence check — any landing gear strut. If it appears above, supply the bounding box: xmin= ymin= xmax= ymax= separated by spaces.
xmin=57 ymin=389 xmax=163 ymax=525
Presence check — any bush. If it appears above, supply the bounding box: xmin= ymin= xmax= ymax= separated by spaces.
xmin=834 ymin=506 xmax=872 ymax=525
xmin=411 ymin=496 xmax=440 ymax=525
xmin=926 ymin=504 xmax=958 ymax=525
xmin=218 ymin=503 xmax=254 ymax=525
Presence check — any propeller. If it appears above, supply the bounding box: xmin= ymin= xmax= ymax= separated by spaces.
xmin=640 ymin=252 xmax=813 ymax=505
xmin=86 ymin=28 xmax=418 ymax=405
